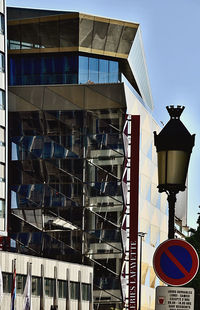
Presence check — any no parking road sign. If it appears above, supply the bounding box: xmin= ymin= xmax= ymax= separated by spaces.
xmin=153 ymin=239 xmax=199 ymax=286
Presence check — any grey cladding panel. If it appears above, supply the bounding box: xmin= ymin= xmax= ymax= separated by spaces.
xmin=117 ymin=26 xmax=137 ymax=54
xmin=91 ymin=21 xmax=109 ymax=50
xmin=79 ymin=18 xmax=94 ymax=48
xmin=105 ymin=24 xmax=123 ymax=52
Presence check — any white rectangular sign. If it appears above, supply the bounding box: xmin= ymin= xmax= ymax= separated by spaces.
xmin=155 ymin=286 xmax=194 ymax=310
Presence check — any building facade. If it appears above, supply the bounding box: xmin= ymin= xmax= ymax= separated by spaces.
xmin=0 ymin=0 xmax=7 ymax=236
xmin=1 ymin=251 xmax=93 ymax=309
xmin=4 ymin=6 xmax=188 ymax=310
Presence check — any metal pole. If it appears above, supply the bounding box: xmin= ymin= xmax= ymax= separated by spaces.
xmin=167 ymin=191 xmax=177 ymax=239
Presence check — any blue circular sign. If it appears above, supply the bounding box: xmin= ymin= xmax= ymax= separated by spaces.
xmin=153 ymin=239 xmax=199 ymax=286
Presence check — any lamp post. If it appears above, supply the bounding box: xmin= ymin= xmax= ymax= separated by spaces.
xmin=154 ymin=106 xmax=195 ymax=239
xmin=138 ymin=232 xmax=146 ymax=310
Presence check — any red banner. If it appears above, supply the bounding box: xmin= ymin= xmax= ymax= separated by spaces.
xmin=129 ymin=115 xmax=140 ymax=309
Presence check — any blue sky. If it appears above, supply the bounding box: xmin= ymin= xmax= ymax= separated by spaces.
xmin=7 ymin=0 xmax=200 ymax=229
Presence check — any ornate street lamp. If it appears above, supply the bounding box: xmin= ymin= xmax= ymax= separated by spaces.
xmin=154 ymin=105 xmax=195 ymax=239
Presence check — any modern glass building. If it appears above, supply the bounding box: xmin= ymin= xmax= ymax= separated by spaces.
xmin=5 ymin=6 xmax=188 ymax=310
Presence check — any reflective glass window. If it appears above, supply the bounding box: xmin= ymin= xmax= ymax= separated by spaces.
xmin=40 ymin=20 xmax=59 ymax=48
xmin=0 ymin=90 xmax=5 ymax=109
xmin=99 ymin=59 xmax=108 ymax=83
xmin=8 ymin=24 xmax=21 ymax=50
xmin=0 ymin=53 xmax=4 ymax=72
xmin=58 ymin=280 xmax=67 ymax=298
xmin=60 ymin=18 xmax=79 ymax=47
xmin=82 ymin=283 xmax=91 ymax=301
xmin=70 ymin=281 xmax=79 ymax=299
xmin=9 ymin=40 xmax=20 ymax=50
xmin=0 ymin=199 xmax=5 ymax=217
xmin=109 ymin=60 xmax=119 ymax=83
xmin=32 ymin=276 xmax=41 ymax=295
xmin=79 ymin=56 xmax=89 ymax=84
xmin=0 ymin=14 xmax=4 ymax=34
xmin=89 ymin=57 xmax=98 ymax=83
xmin=9 ymin=54 xmax=78 ymax=86
xmin=21 ymin=22 xmax=40 ymax=49
xmin=45 ymin=278 xmax=54 ymax=297
xmin=2 ymin=273 xmax=12 ymax=293
xmin=16 ymin=274 xmax=26 ymax=294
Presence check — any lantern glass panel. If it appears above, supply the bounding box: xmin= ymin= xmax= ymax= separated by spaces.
xmin=158 ymin=150 xmax=190 ymax=188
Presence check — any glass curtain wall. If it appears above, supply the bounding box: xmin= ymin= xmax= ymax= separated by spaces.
xmin=9 ymin=54 xmax=120 ymax=86
xmin=9 ymin=105 xmax=125 ymax=310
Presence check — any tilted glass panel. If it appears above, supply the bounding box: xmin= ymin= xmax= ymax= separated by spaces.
xmin=21 ymin=22 xmax=40 ymax=49
xmin=99 ymin=59 xmax=108 ymax=83
xmin=8 ymin=24 xmax=21 ymax=49
xmin=40 ymin=20 xmax=59 ymax=48
xmin=89 ymin=57 xmax=98 ymax=83
xmin=109 ymin=61 xmax=119 ymax=83
xmin=60 ymin=18 xmax=79 ymax=48
xmin=79 ymin=56 xmax=89 ymax=84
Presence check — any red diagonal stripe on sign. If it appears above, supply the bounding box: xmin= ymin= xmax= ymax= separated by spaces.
xmin=164 ymin=248 xmax=190 ymax=276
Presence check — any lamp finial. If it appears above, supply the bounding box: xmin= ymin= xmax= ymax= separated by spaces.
xmin=166 ymin=105 xmax=185 ymax=119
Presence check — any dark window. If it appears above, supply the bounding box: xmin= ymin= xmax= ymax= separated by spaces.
xmin=0 ymin=199 xmax=5 ymax=217
xmin=58 ymin=280 xmax=67 ymax=298
xmin=45 ymin=278 xmax=54 ymax=297
xmin=82 ymin=283 xmax=91 ymax=301
xmin=16 ymin=274 xmax=26 ymax=294
xmin=9 ymin=54 xmax=78 ymax=86
xmin=2 ymin=273 xmax=12 ymax=293
xmin=70 ymin=281 xmax=79 ymax=300
xmin=0 ymin=53 xmax=4 ymax=72
xmin=0 ymin=14 xmax=4 ymax=34
xmin=0 ymin=90 xmax=5 ymax=109
xmin=32 ymin=276 xmax=41 ymax=295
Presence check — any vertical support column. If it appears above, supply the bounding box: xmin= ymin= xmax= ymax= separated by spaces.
xmin=53 ymin=266 xmax=58 ymax=309
xmin=11 ymin=258 xmax=16 ymax=310
xmin=89 ymin=272 xmax=93 ymax=310
xmin=129 ymin=115 xmax=140 ymax=310
xmin=78 ymin=270 xmax=82 ymax=310
xmin=82 ymin=110 xmax=87 ymax=264
xmin=66 ymin=268 xmax=70 ymax=310
xmin=29 ymin=262 xmax=32 ymax=310
xmin=40 ymin=264 xmax=45 ymax=310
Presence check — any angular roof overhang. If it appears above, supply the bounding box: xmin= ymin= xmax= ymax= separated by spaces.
xmin=8 ymin=83 xmax=127 ymax=112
